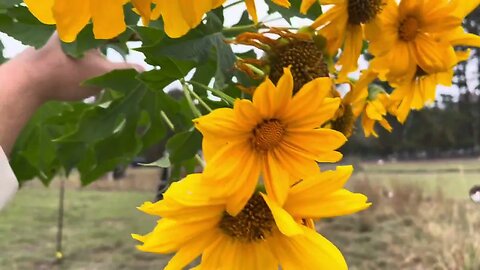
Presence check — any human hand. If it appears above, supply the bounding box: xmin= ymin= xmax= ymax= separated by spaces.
xmin=13 ymin=34 xmax=143 ymax=102
xmin=0 ymin=34 xmax=143 ymax=154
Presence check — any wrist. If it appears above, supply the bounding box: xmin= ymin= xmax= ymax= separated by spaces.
xmin=0 ymin=54 xmax=45 ymax=154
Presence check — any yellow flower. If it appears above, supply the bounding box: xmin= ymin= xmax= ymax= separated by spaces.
xmin=391 ymin=67 xmax=453 ymax=123
xmin=345 ymin=70 xmax=393 ymax=137
xmin=24 ymin=0 xmax=155 ymax=42
xmin=133 ymin=166 xmax=371 ymax=270
xmin=149 ymin=0 xmax=289 ymax=38
xmin=366 ymin=0 xmax=480 ymax=83
xmin=388 ymin=50 xmax=470 ymax=123
xmin=310 ymin=0 xmax=387 ymax=81
xmin=194 ymin=67 xmax=346 ymax=215
xmin=148 ymin=0 xmax=224 ymax=38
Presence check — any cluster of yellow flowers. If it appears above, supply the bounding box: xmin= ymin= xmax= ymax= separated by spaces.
xmin=24 ymin=0 xmax=287 ymax=41
xmin=133 ymin=68 xmax=372 ymax=269
xmin=24 ymin=0 xmax=480 ymax=268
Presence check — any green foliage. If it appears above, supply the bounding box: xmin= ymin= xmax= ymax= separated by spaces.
xmin=0 ymin=5 xmax=54 ymax=48
xmin=8 ymin=6 xmax=260 ymax=185
xmin=265 ymin=0 xmax=323 ymax=22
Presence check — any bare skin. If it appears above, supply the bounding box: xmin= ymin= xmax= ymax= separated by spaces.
xmin=0 ymin=35 xmax=142 ymax=155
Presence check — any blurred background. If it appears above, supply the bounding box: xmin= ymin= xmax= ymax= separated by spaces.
xmin=1 ymin=3 xmax=480 ymax=270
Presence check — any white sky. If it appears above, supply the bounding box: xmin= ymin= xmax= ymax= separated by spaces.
xmin=0 ymin=1 xmax=473 ymax=101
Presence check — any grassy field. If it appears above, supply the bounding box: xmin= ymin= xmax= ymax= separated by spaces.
xmin=1 ymin=158 xmax=479 ymax=269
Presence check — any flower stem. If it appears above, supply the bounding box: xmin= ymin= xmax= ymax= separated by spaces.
xmin=188 ymin=87 xmax=213 ymax=112
xmin=160 ymin=111 xmax=175 ymax=131
xmin=188 ymin=81 xmax=235 ymax=105
xmin=195 ymin=154 xmax=206 ymax=168
xmin=223 ymin=23 xmax=260 ymax=34
xmin=223 ymin=0 xmax=243 ymax=9
xmin=237 ymin=56 xmax=265 ymax=77
xmin=181 ymin=80 xmax=202 ymax=118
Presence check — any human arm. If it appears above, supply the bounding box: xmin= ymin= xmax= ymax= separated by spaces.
xmin=0 ymin=35 xmax=142 ymax=155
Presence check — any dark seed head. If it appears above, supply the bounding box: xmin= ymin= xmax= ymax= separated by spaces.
xmin=347 ymin=0 xmax=384 ymax=25
xmin=219 ymin=194 xmax=275 ymax=242
xmin=269 ymin=40 xmax=329 ymax=94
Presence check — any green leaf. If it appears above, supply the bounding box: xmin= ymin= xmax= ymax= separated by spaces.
xmin=61 ymin=24 xmax=106 ymax=58
xmin=265 ymin=0 xmax=323 ymax=23
xmin=140 ymin=155 xmax=171 ymax=168
xmin=0 ymin=5 xmax=54 ymax=48
xmin=166 ymin=130 xmax=202 ymax=163
xmin=0 ymin=39 xmax=6 ymax=63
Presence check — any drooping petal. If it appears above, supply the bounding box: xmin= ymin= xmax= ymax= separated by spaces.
xmin=269 ymin=227 xmax=348 ymax=270
xmin=164 ymin=230 xmax=219 ymax=270
xmin=337 ymin=24 xmax=363 ymax=82
xmin=52 ymin=0 xmax=90 ymax=42
xmin=244 ymin=0 xmax=258 ymax=23
xmin=24 ymin=0 xmax=56 ymax=24
xmin=131 ymin=0 xmax=152 ymax=25
xmin=262 ymin=153 xmax=291 ymax=206
xmin=90 ymin=0 xmax=127 ymax=39
xmin=286 ymin=166 xmax=352 ymax=201
xmin=300 ymin=0 xmax=316 ymax=14
xmin=261 ymin=194 xmax=303 ymax=237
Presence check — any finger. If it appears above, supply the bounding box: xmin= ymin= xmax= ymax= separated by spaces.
xmin=106 ymin=62 xmax=145 ymax=73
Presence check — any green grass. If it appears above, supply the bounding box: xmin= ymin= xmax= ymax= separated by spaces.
xmin=1 ymin=159 xmax=479 ymax=269
xmin=0 ymin=188 xmax=170 ymax=270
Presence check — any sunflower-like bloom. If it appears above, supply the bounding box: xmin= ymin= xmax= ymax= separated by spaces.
xmin=24 ymin=0 xmax=155 ymax=42
xmin=366 ymin=0 xmax=480 ymax=84
xmin=389 ymin=50 xmax=470 ymax=123
xmin=150 ymin=0 xmax=290 ymax=38
xmin=391 ymin=68 xmax=454 ymax=123
xmin=194 ymin=68 xmax=346 ymax=214
xmin=133 ymin=166 xmax=371 ymax=270
xmin=345 ymin=71 xmax=393 ymax=136
xmin=310 ymin=0 xmax=387 ymax=81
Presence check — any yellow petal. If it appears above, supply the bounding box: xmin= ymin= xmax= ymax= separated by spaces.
xmin=90 ymin=0 xmax=127 ymax=39
xmin=53 ymin=0 xmax=90 ymax=42
xmin=263 ymin=153 xmax=291 ymax=206
xmin=233 ymin=99 xmax=263 ymax=128
xmin=286 ymin=165 xmax=352 ymax=201
xmin=300 ymin=0 xmax=316 ymax=14
xmin=224 ymin=152 xmax=262 ymax=215
xmin=154 ymin=0 xmax=191 ymax=38
xmin=272 ymin=0 xmax=291 ymax=8
xmin=24 ymin=0 xmax=56 ymax=24
xmin=283 ymin=77 xmax=334 ymax=125
xmin=253 ymin=77 xmax=281 ymax=119
xmin=283 ymin=128 xmax=347 ymax=155
xmin=261 ymin=194 xmax=303 ymax=237
xmin=136 ymin=218 xmax=217 ymax=253
xmin=200 ymin=236 xmax=277 ymax=270
xmin=284 ymin=97 xmax=341 ymax=129
xmin=131 ymin=0 xmax=152 ymax=25
xmin=165 ymin=230 xmax=218 ymax=270
xmin=244 ymin=0 xmax=258 ymax=23
xmin=194 ymin=108 xmax=250 ymax=138
xmin=337 ymin=24 xmax=363 ymax=82
xmin=269 ymin=227 xmax=348 ymax=270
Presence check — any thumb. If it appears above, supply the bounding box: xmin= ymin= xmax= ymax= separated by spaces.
xmin=104 ymin=61 xmax=145 ymax=73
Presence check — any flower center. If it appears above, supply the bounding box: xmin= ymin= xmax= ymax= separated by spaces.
xmin=347 ymin=0 xmax=384 ymax=24
xmin=269 ymin=40 xmax=329 ymax=93
xmin=415 ymin=66 xmax=428 ymax=77
xmin=399 ymin=17 xmax=419 ymax=41
xmin=252 ymin=119 xmax=286 ymax=151
xmin=219 ymin=194 xmax=275 ymax=242
xmin=331 ymin=104 xmax=355 ymax=138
